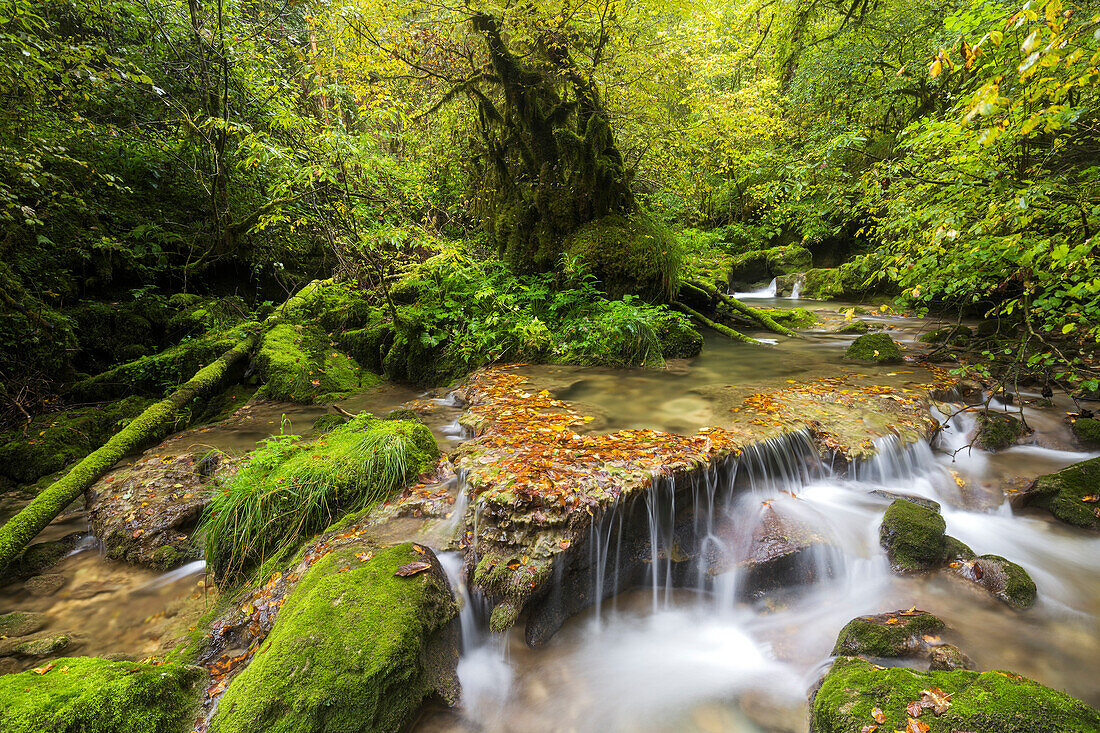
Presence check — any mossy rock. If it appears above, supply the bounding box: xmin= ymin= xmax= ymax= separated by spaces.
xmin=0 ymin=396 xmax=151 ymax=484
xmin=565 ymin=212 xmax=682 ymax=303
xmin=845 ymin=333 xmax=903 ymax=364
xmin=811 ymin=656 xmax=1100 ymax=733
xmin=655 ymin=312 xmax=703 ymax=358
xmin=879 ymin=499 xmax=947 ymax=573
xmin=834 ymin=319 xmax=870 ymax=334
xmin=3 ymin=535 xmax=82 ymax=580
xmin=727 ymin=245 xmax=811 ymax=290
xmin=380 ymin=314 xmax=470 ymax=388
xmin=930 ymin=643 xmax=974 ymax=671
xmin=1022 ymin=457 xmax=1100 ymax=529
xmin=209 ymin=543 xmax=459 ymax=733
xmin=0 ymin=612 xmax=47 ymax=638
xmin=1071 ymin=418 xmax=1100 ymax=447
xmin=974 ymin=411 xmax=1029 ymax=452
xmin=980 ymin=554 xmax=1037 ymax=609
xmin=766 ymin=306 xmax=817 ymax=330
xmin=799 ymin=268 xmax=843 ymax=299
xmin=832 ymin=610 xmax=945 ymax=657
xmin=338 ymin=322 xmax=396 ymax=374
xmin=255 ymin=323 xmax=378 ymax=403
xmin=919 ymin=324 xmax=973 ymax=346
xmin=0 ymin=656 xmax=204 ymax=733
xmin=944 ymin=534 xmax=976 ymax=562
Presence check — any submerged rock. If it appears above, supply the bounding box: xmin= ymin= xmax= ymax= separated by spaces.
xmin=0 ymin=656 xmax=203 ymax=732
xmin=209 ymin=542 xmax=458 ymax=733
xmin=869 ymin=490 xmax=940 ymax=513
xmin=810 ymin=656 xmax=1100 ymax=732
xmin=2 ymin=534 xmax=82 ymax=581
xmin=23 ymin=574 xmax=64 ymax=596
xmin=844 ymin=333 xmax=903 ymax=363
xmin=972 ymin=410 xmax=1029 ymax=451
xmin=832 ymin=610 xmax=945 ymax=658
xmin=0 ymin=633 xmax=72 ymax=658
xmin=0 ymin=612 xmax=47 ymax=638
xmin=1016 ymin=456 xmax=1100 ymax=530
xmin=739 ymin=507 xmax=835 ymax=596
xmin=879 ymin=499 xmax=946 ymax=573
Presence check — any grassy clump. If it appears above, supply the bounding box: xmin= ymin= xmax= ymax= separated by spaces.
xmin=0 ymin=396 xmax=151 ymax=484
xmin=879 ymin=499 xmax=946 ymax=572
xmin=812 ymin=656 xmax=1100 ymax=733
xmin=201 ymin=414 xmax=439 ymax=580
xmin=0 ymin=657 xmax=203 ymax=733
xmin=209 ymin=543 xmax=458 ymax=733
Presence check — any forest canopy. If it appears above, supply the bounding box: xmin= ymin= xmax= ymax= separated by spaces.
xmin=2 ymin=0 xmax=1099 ymax=423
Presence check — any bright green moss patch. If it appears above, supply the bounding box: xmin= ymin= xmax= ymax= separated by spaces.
xmin=1024 ymin=457 xmax=1100 ymax=530
xmin=765 ymin=306 xmax=817 ymax=330
xmin=799 ymin=268 xmax=843 ymax=299
xmin=0 ymin=656 xmax=203 ymax=733
xmin=209 ymin=543 xmax=458 ymax=733
xmin=255 ymin=323 xmax=377 ymax=403
xmin=565 ymin=212 xmax=682 ymax=302
xmin=811 ymin=656 xmax=1100 ymax=733
xmin=879 ymin=499 xmax=947 ymax=572
xmin=974 ymin=410 xmax=1028 ymax=451
xmin=845 ymin=332 xmax=903 ymax=363
xmin=832 ymin=611 xmax=945 ymax=657
xmin=0 ymin=396 xmax=151 ymax=484
xmin=202 ymin=414 xmax=439 ymax=580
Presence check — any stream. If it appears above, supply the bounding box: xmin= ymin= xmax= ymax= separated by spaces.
xmin=3 ymin=300 xmax=1098 ymax=732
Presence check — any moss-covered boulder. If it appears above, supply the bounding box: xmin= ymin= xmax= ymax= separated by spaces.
xmin=845 ymin=332 xmax=903 ymax=363
xmin=973 ymin=410 xmax=1029 ymax=451
xmin=879 ymin=499 xmax=946 ymax=573
xmin=765 ymin=306 xmax=817 ymax=330
xmin=0 ymin=397 xmax=151 ymax=484
xmin=2 ymin=534 xmax=82 ymax=581
xmin=949 ymin=554 xmax=1037 ymax=609
xmin=209 ymin=543 xmax=458 ymax=733
xmin=255 ymin=323 xmax=375 ymax=403
xmin=1071 ymin=417 xmax=1100 ymax=447
xmin=929 ymin=643 xmax=974 ymax=671
xmin=811 ymin=656 xmax=1100 ymax=733
xmin=727 ymin=245 xmax=811 ymax=290
xmin=338 ymin=322 xmax=396 ymax=374
xmin=1018 ymin=456 xmax=1100 ymax=530
xmin=0 ymin=657 xmax=203 ymax=732
xmin=832 ymin=610 xmax=945 ymax=658
xmin=834 ymin=319 xmax=870 ymax=334
xmin=654 ymin=312 xmax=703 ymax=358
xmin=565 ymin=212 xmax=681 ymax=302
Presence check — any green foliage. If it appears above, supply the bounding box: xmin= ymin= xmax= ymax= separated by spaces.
xmin=201 ymin=414 xmax=439 ymax=580
xmin=0 ymin=657 xmax=202 ymax=733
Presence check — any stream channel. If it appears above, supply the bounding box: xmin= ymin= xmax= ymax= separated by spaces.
xmin=3 ymin=299 xmax=1099 ymax=732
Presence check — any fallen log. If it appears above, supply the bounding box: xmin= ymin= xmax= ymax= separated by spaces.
xmin=673 ymin=302 xmax=764 ymax=345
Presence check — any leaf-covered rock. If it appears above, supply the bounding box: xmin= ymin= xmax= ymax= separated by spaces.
xmin=832 ymin=610 xmax=945 ymax=657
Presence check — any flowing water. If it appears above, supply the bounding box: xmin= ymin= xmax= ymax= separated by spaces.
xmin=417 ymin=305 xmax=1100 ymax=733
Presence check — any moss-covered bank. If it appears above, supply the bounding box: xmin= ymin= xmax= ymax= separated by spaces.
xmin=209 ymin=543 xmax=458 ymax=733
xmin=811 ymin=656 xmax=1100 ymax=732
xmin=0 ymin=657 xmax=203 ymax=733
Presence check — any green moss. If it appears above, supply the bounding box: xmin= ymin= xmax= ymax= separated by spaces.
xmin=13 ymin=634 xmax=70 ymax=657
xmin=209 ymin=543 xmax=458 ymax=733
xmin=472 ymin=550 xmax=554 ymax=633
xmin=845 ymin=332 xmax=903 ymax=363
xmin=944 ymin=535 xmax=976 ymax=562
xmin=727 ymin=245 xmax=811 ymax=289
xmin=255 ymin=323 xmax=378 ymax=403
xmin=1071 ymin=418 xmax=1100 ymax=447
xmin=832 ymin=611 xmax=945 ymax=657
xmin=655 ymin=311 xmax=703 ymax=358
xmin=799 ymin=268 xmax=844 ymax=300
xmin=0 ymin=396 xmax=152 ymax=484
xmin=1025 ymin=456 xmax=1100 ymax=529
xmin=766 ymin=306 xmax=817 ymax=330
xmin=879 ymin=499 xmax=947 ymax=572
xmin=338 ymin=323 xmax=396 ymax=374
xmin=311 ymin=414 xmax=349 ymax=433
xmin=0 ymin=612 xmax=47 ymax=638
xmin=974 ymin=411 xmax=1028 ymax=451
xmin=0 ymin=656 xmax=203 ymax=733
xmin=834 ymin=320 xmax=869 ymax=334
xmin=202 ymin=414 xmax=440 ymax=580
xmin=978 ymin=554 xmax=1037 ymax=609
xmin=811 ymin=656 xmax=1100 ymax=733
xmin=565 ymin=212 xmax=683 ymax=302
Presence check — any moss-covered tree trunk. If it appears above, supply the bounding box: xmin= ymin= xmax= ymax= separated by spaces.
xmin=0 ymin=280 xmax=331 ymax=570
xmin=462 ymin=13 xmax=636 ymax=271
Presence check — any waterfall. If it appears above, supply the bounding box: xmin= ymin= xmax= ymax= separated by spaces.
xmin=732 ymin=278 xmax=778 ymax=299
xmin=789 ymin=273 xmax=805 ymax=299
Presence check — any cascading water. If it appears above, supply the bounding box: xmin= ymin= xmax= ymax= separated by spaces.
xmin=438 ymin=416 xmax=1100 ymax=732
xmin=732 ymin=278 xmax=778 ymax=299
xmin=789 ymin=273 xmax=805 ymax=299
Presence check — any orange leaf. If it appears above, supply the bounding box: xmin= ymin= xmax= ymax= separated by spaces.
xmin=872 ymin=707 xmax=886 ymax=724
xmin=907 ymin=718 xmax=930 ymax=733
xmin=32 ymin=663 xmax=56 ymax=675
xmin=395 ymin=561 xmax=431 ymax=577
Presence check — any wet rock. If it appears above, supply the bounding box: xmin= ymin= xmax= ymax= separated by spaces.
xmin=24 ymin=574 xmax=65 ymax=596
xmin=948 ymin=554 xmax=1037 ymax=609
xmin=943 ymin=534 xmax=976 ymax=562
xmin=209 ymin=543 xmax=458 ymax=733
xmin=929 ymin=643 xmax=974 ymax=671
xmin=2 ymin=534 xmax=81 ymax=581
xmin=67 ymin=582 xmax=115 ymax=600
xmin=832 ymin=319 xmax=872 ymax=334
xmin=844 ymin=333 xmax=902 ymax=363
xmin=0 ymin=633 xmax=71 ymax=657
xmin=1071 ymin=417 xmax=1100 ymax=447
xmin=739 ymin=507 xmax=835 ymax=597
xmin=879 ymin=499 xmax=946 ymax=573
xmin=0 ymin=657 xmax=19 ymax=675
xmin=0 ymin=611 xmax=47 ymax=638
xmin=85 ymin=451 xmax=238 ymax=570
xmin=832 ymin=610 xmax=945 ymax=657
xmin=810 ymin=656 xmax=1100 ymax=733
xmin=972 ymin=409 xmax=1030 ymax=451
xmin=1015 ymin=456 xmax=1100 ymax=530
xmin=0 ymin=656 xmax=203 ymax=731
xmin=869 ymin=490 xmax=940 ymax=513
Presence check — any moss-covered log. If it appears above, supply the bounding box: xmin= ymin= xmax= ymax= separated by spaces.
xmin=0 ymin=280 xmax=331 ymax=570
xmin=672 ymin=301 xmax=764 ymax=345
xmin=685 ymin=278 xmax=798 ymax=337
